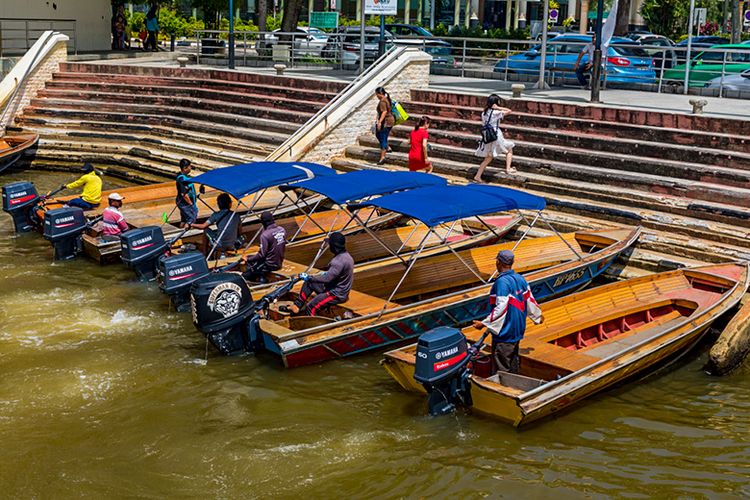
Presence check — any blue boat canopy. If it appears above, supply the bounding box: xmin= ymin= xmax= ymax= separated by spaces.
xmin=349 ymin=184 xmax=546 ymax=227
xmin=283 ymin=170 xmax=447 ymax=205
xmin=191 ymin=162 xmax=334 ymax=200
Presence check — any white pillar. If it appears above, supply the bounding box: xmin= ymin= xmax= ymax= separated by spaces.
xmin=465 ymin=0 xmax=471 ymax=27
xmin=417 ymin=0 xmax=423 ymax=22
xmin=505 ymin=0 xmax=512 ymax=28
xmin=518 ymin=0 xmax=527 ymax=27
xmin=513 ymin=0 xmax=520 ymax=28
xmin=405 ymin=0 xmax=411 ymax=23
xmin=454 ymin=0 xmax=461 ymax=26
xmin=567 ymin=0 xmax=576 ymax=22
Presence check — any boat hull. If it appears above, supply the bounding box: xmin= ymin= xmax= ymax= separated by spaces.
xmin=258 ymin=228 xmax=641 ymax=368
xmin=0 ymin=134 xmax=38 ymax=174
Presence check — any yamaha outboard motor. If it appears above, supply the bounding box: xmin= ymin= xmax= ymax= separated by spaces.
xmin=157 ymin=251 xmax=210 ymax=312
xmin=120 ymin=226 xmax=168 ymax=281
xmin=191 ymin=272 xmax=255 ymax=355
xmin=2 ymin=181 xmax=40 ymax=232
xmin=414 ymin=326 xmax=473 ymax=416
xmin=42 ymin=206 xmax=87 ymax=260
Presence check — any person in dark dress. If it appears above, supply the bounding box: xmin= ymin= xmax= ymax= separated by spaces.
xmin=289 ymin=232 xmax=354 ymax=317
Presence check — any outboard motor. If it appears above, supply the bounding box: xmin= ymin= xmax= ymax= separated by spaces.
xmin=157 ymin=251 xmax=210 ymax=312
xmin=120 ymin=226 xmax=168 ymax=281
xmin=414 ymin=326 xmax=473 ymax=416
xmin=42 ymin=206 xmax=87 ymax=260
xmin=191 ymin=272 xmax=256 ymax=355
xmin=2 ymin=181 xmax=40 ymax=232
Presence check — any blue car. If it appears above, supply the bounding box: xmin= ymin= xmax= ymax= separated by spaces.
xmin=385 ymin=24 xmax=453 ymax=64
xmin=494 ymin=34 xmax=656 ymax=85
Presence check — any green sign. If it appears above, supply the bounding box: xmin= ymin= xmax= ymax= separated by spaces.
xmin=309 ymin=12 xmax=339 ymax=29
xmin=587 ymin=10 xmax=610 ymax=19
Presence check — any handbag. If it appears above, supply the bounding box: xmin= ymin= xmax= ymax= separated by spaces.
xmin=391 ymin=101 xmax=409 ymax=125
xmin=480 ymin=110 xmax=498 ymax=144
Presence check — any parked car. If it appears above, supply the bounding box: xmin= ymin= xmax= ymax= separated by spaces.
xmin=705 ymin=68 xmax=750 ymax=91
xmin=625 ymin=30 xmax=653 ymax=40
xmin=674 ymin=35 xmax=729 ymax=49
xmin=255 ymin=27 xmax=329 ymax=57
xmin=663 ymin=44 xmax=750 ymax=87
xmin=493 ymin=34 xmax=656 ymax=85
xmin=384 ymin=24 xmax=453 ymax=64
xmin=322 ymin=26 xmax=394 ymax=69
xmin=634 ymin=34 xmax=678 ymax=74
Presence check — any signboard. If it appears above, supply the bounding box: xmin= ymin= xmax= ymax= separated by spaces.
xmin=744 ymin=9 xmax=750 ymax=26
xmin=365 ymin=0 xmax=397 ymax=15
xmin=309 ymin=11 xmax=339 ymax=29
xmin=549 ymin=8 xmax=559 ymax=23
xmin=693 ymin=8 xmax=707 ymax=26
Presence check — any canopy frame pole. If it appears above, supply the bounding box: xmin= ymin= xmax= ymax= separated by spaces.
xmin=511 ymin=210 xmax=541 ymax=252
xmin=377 ymin=230 xmax=433 ymax=319
xmin=288 ymin=198 xmax=325 ymax=242
xmin=395 ymin=223 xmax=421 ymax=254
xmin=474 ymin=215 xmax=501 ymax=238
xmin=304 ymin=204 xmax=349 ymax=272
xmin=352 ymin=212 xmax=407 ymax=264
xmin=439 ymin=219 xmax=460 ymax=244
xmin=539 ymin=212 xmax=583 ymax=260
xmin=444 ymin=237 xmax=489 ymax=285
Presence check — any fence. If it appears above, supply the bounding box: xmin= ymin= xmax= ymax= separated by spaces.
xmin=0 ymin=18 xmax=77 ymax=57
xmin=187 ymin=30 xmax=750 ymax=99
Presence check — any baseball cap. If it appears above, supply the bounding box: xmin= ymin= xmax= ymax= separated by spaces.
xmin=496 ymin=249 xmax=514 ymax=265
xmin=108 ymin=192 xmax=124 ymax=201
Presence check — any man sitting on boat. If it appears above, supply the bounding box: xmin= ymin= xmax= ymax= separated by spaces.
xmin=61 ymin=163 xmax=102 ymax=210
xmin=175 ymin=159 xmax=197 ymax=228
xmin=189 ymin=193 xmax=240 ymax=257
xmin=472 ymin=250 xmax=544 ymax=374
xmin=288 ymin=231 xmax=354 ymax=316
xmin=241 ymin=211 xmax=286 ymax=283
xmin=100 ymin=192 xmax=128 ymax=240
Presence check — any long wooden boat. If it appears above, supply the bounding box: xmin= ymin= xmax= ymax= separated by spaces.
xmin=382 ymin=262 xmax=749 ymax=427
xmin=247 ymin=227 xmax=641 ymax=368
xmin=0 ymin=133 xmax=38 ymax=174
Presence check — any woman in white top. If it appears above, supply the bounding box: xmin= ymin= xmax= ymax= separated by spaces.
xmin=474 ymin=94 xmax=516 ymax=182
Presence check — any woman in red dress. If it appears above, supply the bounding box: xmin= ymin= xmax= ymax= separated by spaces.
xmin=408 ymin=116 xmax=433 ymax=173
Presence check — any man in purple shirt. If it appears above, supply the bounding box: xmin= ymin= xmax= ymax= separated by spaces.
xmin=289 ymin=231 xmax=354 ymax=316
xmin=242 ymin=211 xmax=286 ymax=283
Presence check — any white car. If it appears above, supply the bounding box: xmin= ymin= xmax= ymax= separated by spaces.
xmin=705 ymin=68 xmax=750 ymax=91
xmin=256 ymin=27 xmax=329 ymax=57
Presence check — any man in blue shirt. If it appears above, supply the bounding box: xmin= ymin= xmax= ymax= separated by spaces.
xmin=473 ymin=249 xmax=544 ymax=374
xmin=175 ymin=158 xmax=197 ymax=228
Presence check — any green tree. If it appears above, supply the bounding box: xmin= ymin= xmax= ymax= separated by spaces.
xmin=639 ymin=0 xmax=687 ymax=39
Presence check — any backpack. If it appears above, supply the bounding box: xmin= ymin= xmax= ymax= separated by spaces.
xmin=391 ymin=101 xmax=409 ymax=125
xmin=480 ymin=110 xmax=498 ymax=144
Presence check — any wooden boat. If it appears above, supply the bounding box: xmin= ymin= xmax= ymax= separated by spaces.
xmin=0 ymin=133 xmax=38 ymax=174
xmin=382 ymin=262 xmax=749 ymax=427
xmin=248 ymin=227 xmax=641 ymax=368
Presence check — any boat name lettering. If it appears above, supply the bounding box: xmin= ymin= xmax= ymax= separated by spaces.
xmin=553 ymin=269 xmax=586 ymax=288
xmin=169 ymin=266 xmax=193 ymax=277
xmin=55 ymin=215 xmax=75 ymax=225
xmin=435 ymin=346 xmax=459 ymax=360
xmin=133 ymin=236 xmax=152 ymax=246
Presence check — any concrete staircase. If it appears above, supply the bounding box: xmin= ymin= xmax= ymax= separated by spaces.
xmin=14 ymin=63 xmax=345 ymax=183
xmin=332 ymin=89 xmax=750 ymax=274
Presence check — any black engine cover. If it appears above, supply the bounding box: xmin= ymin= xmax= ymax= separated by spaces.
xmin=42 ymin=206 xmax=86 ymax=260
xmin=157 ymin=251 xmax=210 ymax=312
xmin=120 ymin=226 xmax=167 ymax=281
xmin=2 ymin=181 xmax=40 ymax=232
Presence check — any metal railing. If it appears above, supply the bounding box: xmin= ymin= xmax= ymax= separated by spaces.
xmin=0 ymin=18 xmax=77 ymax=57
xmin=185 ymin=29 xmax=750 ymax=99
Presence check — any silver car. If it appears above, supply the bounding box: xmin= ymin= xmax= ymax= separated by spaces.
xmin=705 ymin=68 xmax=750 ymax=92
xmin=256 ymin=27 xmax=329 ymax=57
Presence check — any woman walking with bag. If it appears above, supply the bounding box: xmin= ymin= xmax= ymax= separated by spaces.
xmin=474 ymin=94 xmax=516 ymax=182
xmin=408 ymin=116 xmax=433 ymax=173
xmin=374 ymin=87 xmax=395 ymax=165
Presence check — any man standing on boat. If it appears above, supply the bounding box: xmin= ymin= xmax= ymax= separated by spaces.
xmin=61 ymin=163 xmax=102 ymax=210
xmin=175 ymin=159 xmax=197 ymax=228
xmin=473 ymin=249 xmax=544 ymax=374
xmin=100 ymin=192 xmax=128 ymax=240
xmin=289 ymin=232 xmax=354 ymax=316
xmin=242 ymin=211 xmax=286 ymax=283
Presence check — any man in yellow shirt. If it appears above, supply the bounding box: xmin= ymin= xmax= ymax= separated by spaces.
xmin=61 ymin=163 xmax=102 ymax=210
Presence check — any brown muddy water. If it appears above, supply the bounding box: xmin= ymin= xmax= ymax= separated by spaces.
xmin=1 ymin=171 xmax=749 ymax=497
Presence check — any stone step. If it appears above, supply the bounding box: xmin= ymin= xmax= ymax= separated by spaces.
xmin=34 ymin=133 xmax=256 ymax=168
xmin=404 ymin=99 xmax=750 ymax=153
xmin=332 ymin=157 xmax=750 ymax=266
xmin=58 ymin=62 xmax=348 ymax=94
xmin=354 ymin=135 xmax=750 ymax=208
xmin=24 ymin=156 xmax=167 ymax=184
xmin=16 ymin=114 xmax=289 ymax=149
xmin=50 ymin=72 xmax=338 ymax=102
xmin=21 ymin=105 xmax=300 ymax=136
xmin=340 ymin=141 xmax=750 ymax=226
xmin=37 ymin=86 xmax=324 ymax=117
xmin=410 ymin=89 xmax=750 ymax=137
xmin=388 ymin=126 xmax=750 ymax=188
xmin=29 ymin=95 xmax=313 ymax=125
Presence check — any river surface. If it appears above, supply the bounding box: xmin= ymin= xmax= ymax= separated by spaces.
xmin=1 ymin=171 xmax=749 ymax=498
